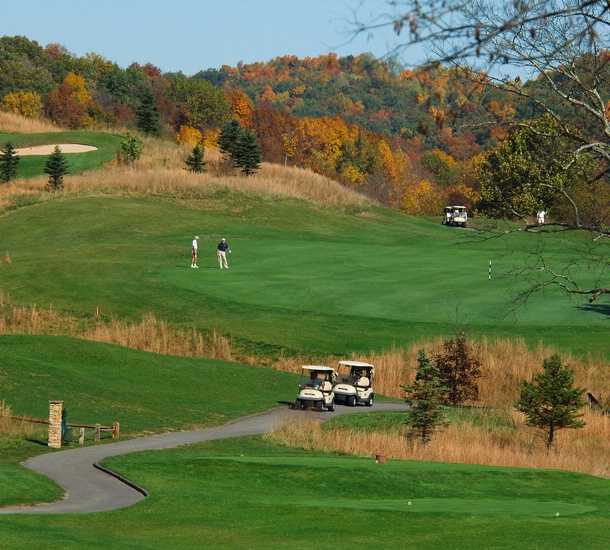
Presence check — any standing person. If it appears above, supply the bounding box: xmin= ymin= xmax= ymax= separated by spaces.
xmin=191 ymin=236 xmax=200 ymax=269
xmin=537 ymin=210 xmax=547 ymax=225
xmin=217 ymin=237 xmax=231 ymax=269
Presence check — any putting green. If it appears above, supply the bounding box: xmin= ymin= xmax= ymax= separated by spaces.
xmin=0 ymin=194 xmax=608 ymax=357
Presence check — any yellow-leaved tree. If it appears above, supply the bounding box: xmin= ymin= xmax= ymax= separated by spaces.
xmin=1 ymin=90 xmax=43 ymax=118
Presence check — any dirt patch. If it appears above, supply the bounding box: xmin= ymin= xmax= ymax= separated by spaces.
xmin=15 ymin=144 xmax=98 ymax=156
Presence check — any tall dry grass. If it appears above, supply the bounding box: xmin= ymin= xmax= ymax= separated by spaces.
xmin=267 ymin=409 xmax=610 ymax=478
xmin=0 ymin=129 xmax=369 ymax=212
xmin=0 ymin=401 xmax=35 ymax=437
xmin=0 ymin=111 xmax=62 ymax=133
xmin=267 ymin=338 xmax=610 ymax=408
xmin=83 ymin=314 xmax=233 ymax=360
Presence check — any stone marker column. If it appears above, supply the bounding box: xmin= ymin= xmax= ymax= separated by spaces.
xmin=48 ymin=400 xmax=64 ymax=449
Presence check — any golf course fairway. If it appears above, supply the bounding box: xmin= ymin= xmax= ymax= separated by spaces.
xmin=0 ymin=193 xmax=608 ymax=356
xmin=1 ymin=436 xmax=609 ymax=549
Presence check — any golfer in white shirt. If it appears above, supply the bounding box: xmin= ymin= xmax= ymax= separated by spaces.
xmin=191 ymin=236 xmax=199 ymax=269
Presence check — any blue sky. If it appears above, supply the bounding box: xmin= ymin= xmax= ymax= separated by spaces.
xmin=2 ymin=0 xmax=416 ymax=73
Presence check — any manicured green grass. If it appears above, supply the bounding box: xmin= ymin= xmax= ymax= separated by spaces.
xmin=0 ymin=334 xmax=297 ymax=507
xmin=0 ymin=335 xmax=297 ymax=434
xmin=0 ymin=131 xmax=121 ymax=178
xmin=2 ymin=436 xmax=609 ymax=548
xmin=0 ymin=194 xmax=608 ymax=357
xmin=0 ymin=434 xmax=63 ymax=507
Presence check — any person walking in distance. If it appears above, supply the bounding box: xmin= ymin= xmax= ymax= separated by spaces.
xmin=191 ymin=236 xmax=200 ymax=269
xmin=217 ymin=237 xmax=231 ymax=269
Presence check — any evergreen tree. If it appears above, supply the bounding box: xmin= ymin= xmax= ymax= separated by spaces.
xmin=136 ymin=90 xmax=160 ymax=136
xmin=218 ymin=119 xmax=242 ymax=159
xmin=119 ymin=133 xmax=143 ymax=166
xmin=44 ymin=145 xmax=69 ymax=191
xmin=516 ymin=355 xmax=585 ymax=449
xmin=185 ymin=143 xmax=206 ymax=173
xmin=233 ymin=128 xmax=261 ymax=175
xmin=0 ymin=142 xmax=20 ymax=183
xmin=403 ymin=351 xmax=445 ymax=444
xmin=434 ymin=332 xmax=481 ymax=406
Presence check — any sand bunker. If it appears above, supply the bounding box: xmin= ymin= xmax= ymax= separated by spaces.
xmin=15 ymin=143 xmax=98 ymax=156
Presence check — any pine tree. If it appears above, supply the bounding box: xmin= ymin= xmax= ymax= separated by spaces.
xmin=0 ymin=142 xmax=20 ymax=183
xmin=516 ymin=355 xmax=585 ymax=449
xmin=136 ymin=90 xmax=160 ymax=136
xmin=44 ymin=145 xmax=69 ymax=191
xmin=218 ymin=119 xmax=242 ymax=159
xmin=233 ymin=128 xmax=261 ymax=175
xmin=403 ymin=351 xmax=445 ymax=444
xmin=185 ymin=143 xmax=206 ymax=173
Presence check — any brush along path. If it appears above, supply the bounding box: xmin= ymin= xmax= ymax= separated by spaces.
xmin=0 ymin=402 xmax=405 ymax=514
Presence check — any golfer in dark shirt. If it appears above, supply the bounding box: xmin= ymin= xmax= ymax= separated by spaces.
xmin=217 ymin=238 xmax=231 ymax=269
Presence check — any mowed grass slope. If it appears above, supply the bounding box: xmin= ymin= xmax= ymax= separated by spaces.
xmin=0 ymin=131 xmax=121 ymax=178
xmin=0 ymin=194 xmax=608 ymax=356
xmin=2 ymin=437 xmax=610 ymax=549
xmin=0 ymin=334 xmax=296 ymax=507
xmin=0 ymin=335 xmax=296 ymax=434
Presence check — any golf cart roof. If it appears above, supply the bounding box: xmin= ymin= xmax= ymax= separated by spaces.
xmin=302 ymin=365 xmax=335 ymax=372
xmin=338 ymin=360 xmax=374 ymax=369
xmin=450 ymin=205 xmax=467 ymax=209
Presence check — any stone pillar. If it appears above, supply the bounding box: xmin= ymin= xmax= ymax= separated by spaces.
xmin=48 ymin=400 xmax=63 ymax=449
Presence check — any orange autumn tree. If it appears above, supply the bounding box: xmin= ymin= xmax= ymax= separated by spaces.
xmin=226 ymin=89 xmax=254 ymax=128
xmin=45 ymin=72 xmax=96 ymax=128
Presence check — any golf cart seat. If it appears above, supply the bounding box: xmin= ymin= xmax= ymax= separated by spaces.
xmin=356 ymin=376 xmax=370 ymax=388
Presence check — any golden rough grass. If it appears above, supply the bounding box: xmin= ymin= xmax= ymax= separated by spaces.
xmin=267 ymin=410 xmax=610 ymax=478
xmin=83 ymin=314 xmax=233 ymax=360
xmin=0 ymin=294 xmax=232 ymax=360
xmin=0 ymin=111 xmax=62 ymax=133
xmin=0 ymin=401 xmax=35 ymax=437
xmin=0 ymin=130 xmax=369 ymax=209
xmin=271 ymin=339 xmax=610 ymax=408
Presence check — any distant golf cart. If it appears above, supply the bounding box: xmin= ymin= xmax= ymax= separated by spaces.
xmin=294 ymin=366 xmax=336 ymax=411
xmin=333 ymin=361 xmax=375 ymax=407
xmin=442 ymin=205 xmax=468 ymax=227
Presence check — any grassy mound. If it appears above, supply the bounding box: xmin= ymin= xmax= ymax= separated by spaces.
xmin=0 ymin=334 xmax=297 ymax=507
xmin=1 ymin=436 xmax=609 ymax=548
xmin=0 ymin=335 xmax=296 ymax=434
xmin=0 ymin=130 xmax=121 ymax=178
xmin=0 ymin=194 xmax=608 ymax=357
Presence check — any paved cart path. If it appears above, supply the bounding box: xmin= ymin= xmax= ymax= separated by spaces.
xmin=0 ymin=403 xmax=405 ymax=515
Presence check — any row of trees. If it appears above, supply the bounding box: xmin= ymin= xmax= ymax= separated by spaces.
xmin=404 ymin=334 xmax=585 ymax=449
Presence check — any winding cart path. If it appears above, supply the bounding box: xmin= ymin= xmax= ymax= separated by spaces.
xmin=0 ymin=403 xmax=405 ymax=515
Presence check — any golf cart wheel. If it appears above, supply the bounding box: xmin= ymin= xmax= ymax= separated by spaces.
xmin=348 ymin=395 xmax=357 ymax=407
xmin=316 ymin=400 xmax=325 ymax=411
xmin=327 ymin=402 xmax=335 ymax=412
xmin=367 ymin=395 xmax=374 ymax=407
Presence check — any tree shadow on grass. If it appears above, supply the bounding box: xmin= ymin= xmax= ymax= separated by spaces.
xmin=577 ymin=303 xmax=610 ymax=319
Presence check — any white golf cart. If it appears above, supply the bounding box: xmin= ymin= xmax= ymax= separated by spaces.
xmin=333 ymin=361 xmax=375 ymax=407
xmin=294 ymin=366 xmax=336 ymax=411
xmin=442 ymin=205 xmax=468 ymax=227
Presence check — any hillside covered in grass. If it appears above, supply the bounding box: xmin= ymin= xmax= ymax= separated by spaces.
xmin=0 ymin=188 xmax=608 ymax=357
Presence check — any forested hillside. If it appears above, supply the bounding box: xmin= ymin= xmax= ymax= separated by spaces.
xmin=1 ymin=35 xmax=606 ymax=216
